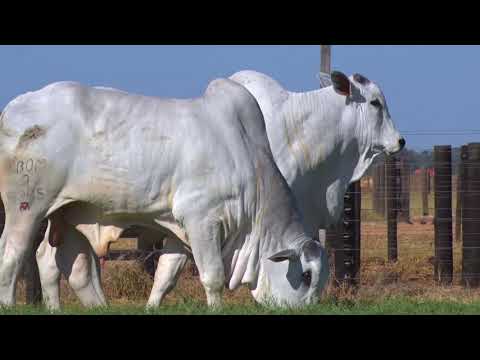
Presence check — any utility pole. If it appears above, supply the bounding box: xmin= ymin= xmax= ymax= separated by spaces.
xmin=321 ymin=45 xmax=340 ymax=282
xmin=321 ymin=45 xmax=331 ymax=74
xmin=321 ymin=45 xmax=362 ymax=287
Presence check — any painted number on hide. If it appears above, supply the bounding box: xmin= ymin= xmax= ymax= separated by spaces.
xmin=15 ymin=158 xmax=47 ymax=206
xmin=16 ymin=158 xmax=47 ymax=174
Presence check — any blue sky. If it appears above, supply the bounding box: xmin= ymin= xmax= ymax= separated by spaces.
xmin=0 ymin=45 xmax=477 ymax=150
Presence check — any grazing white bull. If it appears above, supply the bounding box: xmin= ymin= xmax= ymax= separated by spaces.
xmin=0 ymin=79 xmax=329 ymax=308
xmin=36 ymin=70 xmax=404 ymax=309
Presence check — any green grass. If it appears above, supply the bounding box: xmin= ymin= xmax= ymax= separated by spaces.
xmin=3 ymin=298 xmax=480 ymax=315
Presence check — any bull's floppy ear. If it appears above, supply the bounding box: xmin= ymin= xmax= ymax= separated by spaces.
xmin=302 ymin=240 xmax=321 ymax=262
xmin=268 ymin=249 xmax=299 ymax=263
xmin=331 ymin=71 xmax=351 ymax=97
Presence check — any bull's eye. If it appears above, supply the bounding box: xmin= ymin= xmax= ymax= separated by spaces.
xmin=370 ymin=99 xmax=382 ymax=108
xmin=302 ymin=270 xmax=312 ymax=286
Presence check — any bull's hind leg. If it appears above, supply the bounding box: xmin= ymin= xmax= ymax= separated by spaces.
xmin=54 ymin=224 xmax=107 ymax=308
xmin=0 ymin=211 xmax=43 ymax=305
xmin=146 ymin=236 xmax=188 ymax=308
xmin=37 ymin=223 xmax=107 ymax=310
xmin=88 ymin=245 xmax=106 ymax=306
xmin=36 ymin=221 xmax=62 ymax=310
xmin=37 ymin=223 xmax=107 ymax=309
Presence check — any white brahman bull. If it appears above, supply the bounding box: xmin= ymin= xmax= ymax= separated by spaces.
xmin=36 ymin=70 xmax=404 ymax=309
xmin=230 ymin=70 xmax=405 ymax=232
xmin=0 ymin=78 xmax=329 ymax=308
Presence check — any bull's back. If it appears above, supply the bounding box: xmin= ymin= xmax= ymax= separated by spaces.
xmin=0 ymin=80 xmax=268 ymax=216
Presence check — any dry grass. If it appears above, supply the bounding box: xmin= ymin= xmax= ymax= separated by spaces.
xmin=325 ymin=216 xmax=478 ymax=305
xmin=43 ymin=214 xmax=479 ymax=307
xmin=14 ymin=187 xmax=480 ymax=309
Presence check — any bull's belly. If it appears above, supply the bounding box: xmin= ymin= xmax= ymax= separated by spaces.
xmin=61 ymin=201 xmax=189 ymax=257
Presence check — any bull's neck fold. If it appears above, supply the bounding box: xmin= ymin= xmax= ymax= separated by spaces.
xmin=224 ymin=150 xmax=311 ymax=290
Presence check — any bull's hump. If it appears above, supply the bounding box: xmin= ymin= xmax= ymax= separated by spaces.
xmin=204 ymin=78 xmax=250 ymax=99
xmin=204 ymin=78 xmax=262 ymax=123
xmin=231 ymin=70 xmax=284 ymax=89
xmin=230 ymin=71 xmax=290 ymax=118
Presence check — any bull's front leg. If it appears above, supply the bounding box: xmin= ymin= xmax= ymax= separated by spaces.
xmin=185 ymin=217 xmax=225 ymax=308
xmin=146 ymin=236 xmax=188 ymax=308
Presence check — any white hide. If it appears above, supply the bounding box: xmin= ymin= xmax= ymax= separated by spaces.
xmin=38 ymin=69 xmax=404 ymax=309
xmin=230 ymin=70 xmax=404 ymax=232
xmin=0 ymin=79 xmax=328 ymax=307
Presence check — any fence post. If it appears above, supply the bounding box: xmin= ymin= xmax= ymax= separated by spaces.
xmin=378 ymin=159 xmax=386 ymax=219
xmin=455 ymin=145 xmax=467 ymax=242
xmin=433 ymin=145 xmax=453 ymax=284
xmin=399 ymin=158 xmax=411 ymax=223
xmin=345 ymin=181 xmax=361 ymax=286
xmin=326 ymin=225 xmax=339 ymax=286
xmin=386 ymin=155 xmax=399 ymax=262
xmin=462 ymin=143 xmax=480 ymax=287
xmin=422 ymin=168 xmax=430 ymax=217
xmin=372 ymin=163 xmax=379 ymax=215
xmin=331 ymin=181 xmax=361 ymax=287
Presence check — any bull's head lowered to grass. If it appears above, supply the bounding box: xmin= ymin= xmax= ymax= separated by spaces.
xmin=246 ymin=238 xmax=329 ymax=307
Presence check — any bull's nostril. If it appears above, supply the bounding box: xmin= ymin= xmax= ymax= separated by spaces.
xmin=399 ymin=138 xmax=406 ymax=149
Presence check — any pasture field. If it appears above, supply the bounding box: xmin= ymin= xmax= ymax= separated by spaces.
xmin=4 ymin=298 xmax=480 ymax=315
xmin=7 ymin=187 xmax=476 ymax=315
xmin=9 ymin=221 xmax=480 ymax=315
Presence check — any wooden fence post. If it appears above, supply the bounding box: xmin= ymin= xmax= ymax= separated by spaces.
xmin=373 ymin=159 xmax=386 ymax=219
xmin=386 ymin=155 xmax=399 ymax=262
xmin=455 ymin=145 xmax=467 ymax=242
xmin=433 ymin=145 xmax=453 ymax=284
xmin=399 ymin=158 xmax=411 ymax=223
xmin=462 ymin=143 xmax=480 ymax=287
xmin=372 ymin=163 xmax=379 ymax=215
xmin=422 ymin=168 xmax=430 ymax=217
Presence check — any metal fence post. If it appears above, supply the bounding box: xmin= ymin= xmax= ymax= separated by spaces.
xmin=455 ymin=145 xmax=467 ymax=242
xmin=344 ymin=181 xmax=361 ymax=286
xmin=386 ymin=155 xmax=399 ymax=262
xmin=433 ymin=145 xmax=453 ymax=284
xmin=462 ymin=143 xmax=480 ymax=287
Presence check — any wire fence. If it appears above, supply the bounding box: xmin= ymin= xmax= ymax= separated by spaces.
xmin=329 ymin=142 xmax=480 ymax=289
